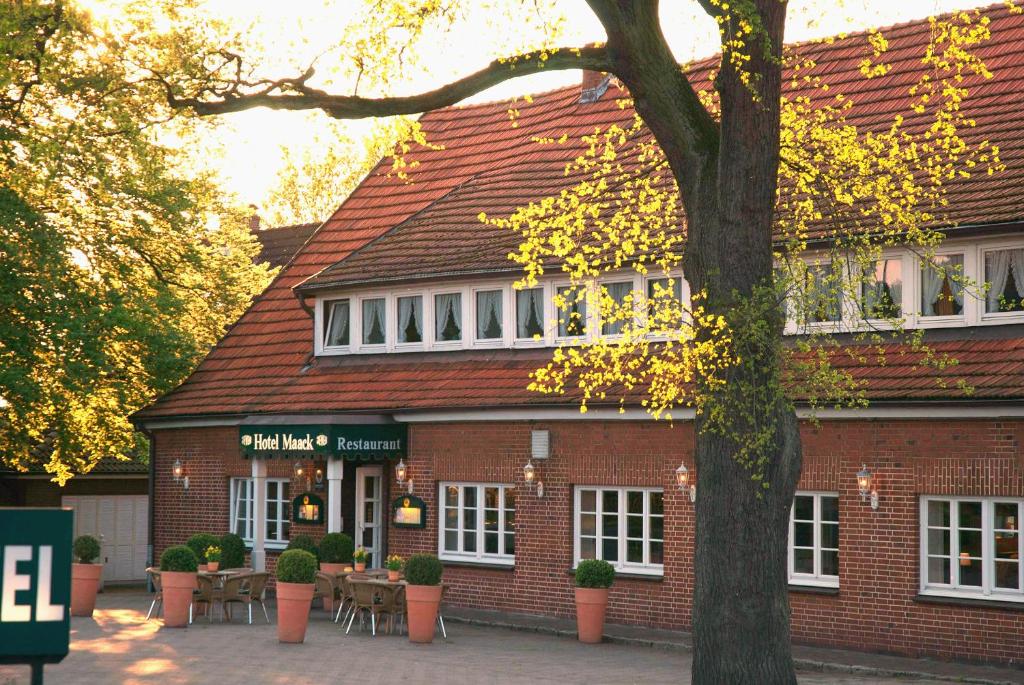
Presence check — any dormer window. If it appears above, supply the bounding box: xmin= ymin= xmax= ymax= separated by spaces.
xmin=323 ymin=299 xmax=350 ymax=347
xmin=921 ymin=254 xmax=965 ymax=317
xmin=397 ymin=295 xmax=424 ymax=344
xmin=516 ymin=287 xmax=544 ymax=340
xmin=475 ymin=290 xmax=503 ymax=340
xmin=557 ymin=285 xmax=587 ymax=338
xmin=646 ymin=277 xmax=684 ymax=330
xmin=362 ymin=298 xmax=386 ymax=346
xmin=984 ymin=247 xmax=1024 ymax=314
xmin=601 ymin=281 xmax=633 ymax=336
xmin=434 ymin=293 xmax=463 ymax=342
xmin=861 ymin=258 xmax=903 ymax=319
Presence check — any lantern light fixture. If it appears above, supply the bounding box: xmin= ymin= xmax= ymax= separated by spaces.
xmin=523 ymin=459 xmax=543 ymax=498
xmin=857 ymin=464 xmax=879 ymax=510
xmin=172 ymin=459 xmax=188 ymax=491
xmin=395 ymin=458 xmax=413 ymax=494
xmin=293 ymin=461 xmax=304 ymax=479
xmin=675 ymin=462 xmax=696 ymax=503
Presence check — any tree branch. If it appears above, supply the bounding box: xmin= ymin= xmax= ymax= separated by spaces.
xmin=166 ymin=46 xmax=611 ymax=119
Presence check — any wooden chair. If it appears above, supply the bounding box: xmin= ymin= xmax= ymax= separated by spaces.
xmin=145 ymin=568 xmax=162 ymax=621
xmin=222 ymin=572 xmax=269 ymax=624
xmin=334 ymin=573 xmax=369 ymax=625
xmin=314 ymin=571 xmax=340 ymax=615
xmin=190 ymin=574 xmax=223 ymax=623
xmin=379 ymin=584 xmax=406 ymax=635
xmin=344 ymin=580 xmax=385 ymax=636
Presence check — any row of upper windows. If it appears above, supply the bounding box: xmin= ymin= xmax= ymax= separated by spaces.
xmin=313 ymin=238 xmax=1024 ymax=355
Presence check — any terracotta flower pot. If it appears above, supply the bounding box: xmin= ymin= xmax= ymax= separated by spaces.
xmin=574 ymin=587 xmax=609 ymax=644
xmin=354 ymin=562 xmax=366 ymax=572
xmin=406 ymin=584 xmax=443 ymax=643
xmin=207 ymin=561 xmax=219 ymax=572
xmin=388 ymin=570 xmax=401 ymax=582
xmin=70 ymin=563 xmax=103 ymax=617
xmin=276 ymin=582 xmax=315 ymax=643
xmin=198 ymin=564 xmax=209 ymax=572
xmin=161 ymin=571 xmax=198 ymax=628
xmin=320 ymin=562 xmax=347 ymax=575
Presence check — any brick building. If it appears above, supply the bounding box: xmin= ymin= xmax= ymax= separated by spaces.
xmin=135 ymin=6 xmax=1024 ymax=666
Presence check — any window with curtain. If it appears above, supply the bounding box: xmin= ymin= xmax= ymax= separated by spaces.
xmin=362 ymin=298 xmax=386 ymax=345
xmin=434 ymin=293 xmax=462 ymax=342
xmin=920 ymin=254 xmax=965 ymax=317
xmin=861 ymin=258 xmax=902 ymax=318
xmin=557 ymin=285 xmax=587 ymax=338
xmin=646 ymin=277 xmax=683 ymax=330
xmin=601 ymin=281 xmax=633 ymax=335
xmin=475 ymin=290 xmax=503 ymax=340
xmin=397 ymin=295 xmax=423 ymax=343
xmin=323 ymin=299 xmax=350 ymax=347
xmin=516 ymin=287 xmax=544 ymax=339
xmin=984 ymin=248 xmax=1024 ymax=314
xmin=802 ymin=264 xmax=842 ymax=324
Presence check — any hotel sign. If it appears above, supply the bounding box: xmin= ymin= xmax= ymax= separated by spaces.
xmin=0 ymin=508 xmax=72 ymax=672
xmin=240 ymin=424 xmax=406 ymax=461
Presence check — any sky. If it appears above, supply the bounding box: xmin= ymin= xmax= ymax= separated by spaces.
xmin=82 ymin=0 xmax=1001 ymax=218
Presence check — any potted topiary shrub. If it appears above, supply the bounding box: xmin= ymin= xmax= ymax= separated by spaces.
xmin=573 ymin=559 xmax=615 ymax=643
xmin=404 ymin=553 xmax=443 ymax=643
xmin=318 ymin=532 xmax=354 ymax=575
xmin=70 ymin=535 xmax=102 ymax=617
xmin=352 ymin=546 xmax=368 ymax=573
xmin=286 ymin=534 xmax=318 ymax=560
xmin=205 ymin=545 xmax=222 ymax=572
xmin=219 ymin=532 xmax=246 ymax=570
xmin=275 ymin=549 xmax=318 ymax=643
xmin=385 ymin=554 xmax=404 ymax=582
xmin=186 ymin=533 xmax=219 ymax=572
xmin=159 ymin=545 xmax=199 ymax=628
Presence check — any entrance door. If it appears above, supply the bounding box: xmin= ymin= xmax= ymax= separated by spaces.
xmin=355 ymin=465 xmax=383 ymax=568
xmin=62 ymin=495 xmax=149 ymax=583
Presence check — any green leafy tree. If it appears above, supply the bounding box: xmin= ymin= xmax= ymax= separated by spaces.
xmin=0 ymin=1 xmax=274 ymax=483
xmin=143 ymin=1 xmax=1015 ymax=681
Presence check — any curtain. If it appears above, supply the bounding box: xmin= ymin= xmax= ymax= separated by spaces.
xmin=435 ymin=293 xmax=462 ymax=341
xmin=398 ymin=296 xmax=422 ymax=343
xmin=863 ymin=260 xmax=901 ymax=317
xmin=986 ymin=250 xmax=1013 ymax=312
xmin=516 ymin=288 xmax=544 ymax=338
xmin=325 ymin=300 xmax=350 ymax=345
xmin=602 ymin=281 xmax=632 ymax=335
xmin=558 ymin=286 xmax=586 ymax=337
xmin=476 ymin=290 xmax=503 ymax=339
xmin=809 ymin=266 xmax=841 ymax=322
xmin=920 ymin=263 xmax=945 ymax=317
xmin=362 ymin=298 xmax=386 ymax=345
xmin=1011 ymin=249 xmax=1024 ymax=298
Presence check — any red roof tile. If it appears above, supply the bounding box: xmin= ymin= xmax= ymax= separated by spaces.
xmin=137 ymin=5 xmax=1024 ymax=420
xmin=255 ymin=222 xmax=320 ymax=268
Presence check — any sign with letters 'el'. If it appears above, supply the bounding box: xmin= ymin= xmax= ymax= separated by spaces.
xmin=0 ymin=508 xmax=72 ymax=665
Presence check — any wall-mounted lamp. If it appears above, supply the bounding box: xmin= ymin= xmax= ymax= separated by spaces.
xmin=395 ymin=458 xmax=413 ymax=494
xmin=523 ymin=459 xmax=543 ymax=498
xmin=172 ymin=459 xmax=189 ymax=491
xmin=857 ymin=464 xmax=879 ymax=510
xmin=293 ymin=461 xmax=304 ymax=479
xmin=675 ymin=462 xmax=696 ymax=503
xmin=525 ymin=429 xmax=549 ymax=497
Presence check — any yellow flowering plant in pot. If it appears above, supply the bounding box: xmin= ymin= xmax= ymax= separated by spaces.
xmin=385 ymin=554 xmax=404 ymax=582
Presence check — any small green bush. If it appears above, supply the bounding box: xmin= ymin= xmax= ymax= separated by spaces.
xmin=160 ymin=545 xmax=199 ymax=573
xmin=186 ymin=533 xmax=220 ymax=562
xmin=318 ymin=533 xmax=354 ymax=564
xmin=219 ymin=533 xmax=246 ymax=569
xmin=286 ymin=534 xmax=318 ymax=560
xmin=404 ymin=554 xmax=443 ymax=586
xmin=574 ymin=559 xmax=615 ymax=589
xmin=276 ymin=549 xmax=317 ymax=584
xmin=73 ymin=535 xmax=101 ymax=564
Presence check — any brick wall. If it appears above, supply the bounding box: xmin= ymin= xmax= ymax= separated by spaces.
xmin=152 ymin=417 xmax=1024 ymax=665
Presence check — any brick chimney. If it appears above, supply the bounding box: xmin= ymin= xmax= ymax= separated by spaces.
xmin=579 ymin=42 xmax=610 ymax=105
xmin=248 ymin=204 xmax=261 ymax=232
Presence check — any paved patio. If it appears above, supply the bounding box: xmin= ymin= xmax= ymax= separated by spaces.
xmin=0 ymin=591 xmax=1016 ymax=685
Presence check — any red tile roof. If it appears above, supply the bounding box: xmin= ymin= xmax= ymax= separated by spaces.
xmin=255 ymin=222 xmax=320 ymax=268
xmin=137 ymin=4 xmax=1024 ymax=420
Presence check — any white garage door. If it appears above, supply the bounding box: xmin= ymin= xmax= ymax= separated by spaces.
xmin=63 ymin=495 xmax=149 ymax=583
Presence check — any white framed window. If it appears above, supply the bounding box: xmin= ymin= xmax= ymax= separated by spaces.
xmin=322 ymin=299 xmax=351 ymax=349
xmin=229 ymin=478 xmax=290 ymax=549
xmin=433 ymin=292 xmax=463 ymax=344
xmin=919 ymin=253 xmax=966 ymax=319
xmin=574 ymin=486 xmax=664 ymax=575
xmin=361 ymin=297 xmax=387 ymax=347
xmin=474 ymin=288 xmax=504 ymax=342
xmin=645 ymin=275 xmax=685 ymax=333
xmin=799 ymin=262 xmax=843 ymax=326
xmin=438 ymin=483 xmax=515 ymax=565
xmin=789 ymin=492 xmax=839 ymax=588
xmin=515 ymin=286 xmax=546 ymax=342
xmin=600 ymin=280 xmax=635 ymax=336
xmin=860 ymin=256 xmax=904 ymax=320
xmin=555 ymin=284 xmax=588 ymax=339
xmin=396 ymin=294 xmax=424 ymax=345
xmin=982 ymin=246 xmax=1024 ymax=316
xmin=920 ymin=496 xmax=1023 ymax=602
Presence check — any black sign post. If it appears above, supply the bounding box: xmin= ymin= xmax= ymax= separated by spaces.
xmin=0 ymin=508 xmax=73 ymax=684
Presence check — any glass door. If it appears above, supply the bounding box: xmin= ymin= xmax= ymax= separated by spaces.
xmin=355 ymin=465 xmax=383 ymax=567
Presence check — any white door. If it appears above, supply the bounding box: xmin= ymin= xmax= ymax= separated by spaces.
xmin=63 ymin=495 xmax=149 ymax=583
xmin=355 ymin=466 xmax=383 ymax=568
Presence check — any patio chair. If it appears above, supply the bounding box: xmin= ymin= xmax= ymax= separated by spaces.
xmin=380 ymin=584 xmax=406 ymax=635
xmin=314 ymin=571 xmax=340 ymax=615
xmin=145 ymin=568 xmax=162 ymax=621
xmin=437 ymin=583 xmax=448 ymax=639
xmin=334 ymin=573 xmax=369 ymax=625
xmin=345 ymin=580 xmax=386 ymax=636
xmin=190 ymin=574 xmax=223 ymax=623
xmin=222 ymin=572 xmax=270 ymax=624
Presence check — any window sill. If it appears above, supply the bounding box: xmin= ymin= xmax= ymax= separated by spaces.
xmin=914 ymin=593 xmax=1024 ymax=612
xmin=440 ymin=560 xmax=515 ymax=572
xmin=566 ymin=569 xmax=664 ymax=582
xmin=788 ymin=584 xmax=839 ymax=596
